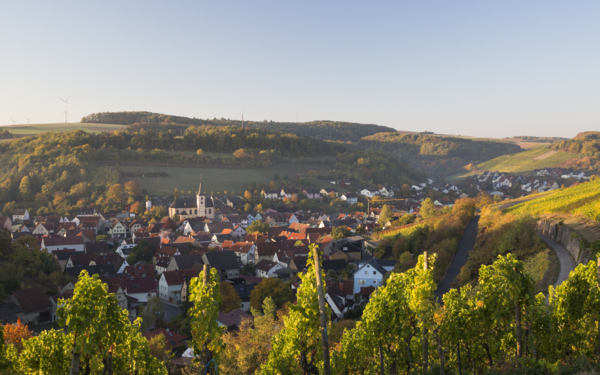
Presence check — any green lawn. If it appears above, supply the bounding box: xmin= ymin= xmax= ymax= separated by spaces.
xmin=0 ymin=122 xmax=127 ymax=135
xmin=116 ymin=163 xmax=348 ymax=196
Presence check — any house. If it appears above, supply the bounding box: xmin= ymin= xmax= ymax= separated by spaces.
xmin=159 ymin=269 xmax=198 ymax=303
xmin=167 ymin=253 xmax=205 ymax=272
xmin=168 ymin=182 xmax=215 ymax=219
xmin=202 ymin=251 xmax=240 ymax=280
xmin=217 ymin=309 xmax=253 ymax=331
xmin=204 ymin=222 xmax=234 ymax=234
xmin=12 ymin=209 xmax=29 ymax=223
xmin=280 ymin=188 xmax=297 ymax=199
xmin=125 ymin=277 xmax=157 ymax=303
xmin=325 ymin=279 xmax=355 ymax=321
xmin=261 ymin=189 xmax=280 ymax=200
xmin=144 ymin=328 xmax=188 ymax=350
xmin=31 ymin=222 xmax=53 ymax=235
xmin=302 ymin=189 xmax=321 ymax=200
xmin=320 ymin=188 xmax=338 ymax=198
xmin=231 ymin=282 xmax=255 ymax=312
xmin=233 ymin=225 xmax=246 ymax=238
xmin=226 ymin=196 xmax=245 ymax=208
xmin=360 ymin=189 xmax=379 ymax=198
xmin=126 ymin=263 xmax=156 ymax=279
xmin=106 ymin=221 xmax=127 ymax=238
xmin=85 ymin=241 xmax=109 ymax=254
xmin=340 ymin=193 xmax=358 ymax=204
xmin=231 ymin=242 xmax=256 ymax=265
xmin=42 ymin=236 xmax=85 ymax=254
xmin=255 ymin=259 xmax=284 ymax=278
xmin=0 ymin=216 xmax=12 ymax=232
xmin=9 ymin=287 xmax=53 ymax=325
xmin=353 ymin=259 xmax=396 ymax=293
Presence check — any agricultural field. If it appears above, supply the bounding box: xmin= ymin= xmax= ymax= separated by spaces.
xmin=503 ymin=178 xmax=600 ymax=222
xmin=115 ymin=162 xmax=348 ymax=196
xmin=475 ymin=147 xmax=582 ymax=174
xmin=0 ymin=122 xmax=127 ymax=135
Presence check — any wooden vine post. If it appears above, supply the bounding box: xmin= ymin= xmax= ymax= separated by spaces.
xmin=423 ymin=251 xmax=429 ymax=373
xmin=313 ymin=245 xmax=331 ymax=375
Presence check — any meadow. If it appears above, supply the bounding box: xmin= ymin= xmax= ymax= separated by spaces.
xmin=115 ymin=162 xmax=348 ymax=196
xmin=0 ymin=122 xmax=127 ymax=135
xmin=475 ymin=146 xmax=582 ymax=174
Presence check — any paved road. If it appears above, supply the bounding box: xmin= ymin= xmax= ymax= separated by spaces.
xmin=540 ymin=235 xmax=575 ymax=287
xmin=161 ymin=303 xmax=181 ymax=323
xmin=435 ymin=216 xmax=480 ymax=300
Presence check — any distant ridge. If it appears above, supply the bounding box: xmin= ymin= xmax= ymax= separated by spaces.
xmin=81 ymin=111 xmax=397 ymax=142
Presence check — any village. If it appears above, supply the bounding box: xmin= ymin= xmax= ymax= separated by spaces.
xmin=0 ymin=167 xmax=593 ymax=369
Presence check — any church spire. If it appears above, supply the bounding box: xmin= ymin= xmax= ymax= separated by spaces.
xmin=198 ymin=175 xmax=202 ymax=195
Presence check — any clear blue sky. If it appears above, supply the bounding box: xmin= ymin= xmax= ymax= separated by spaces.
xmin=1 ymin=1 xmax=598 ymax=138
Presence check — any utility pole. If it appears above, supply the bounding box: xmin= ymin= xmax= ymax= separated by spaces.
xmin=313 ymin=245 xmax=331 ymax=375
xmin=423 ymin=251 xmax=429 ymax=373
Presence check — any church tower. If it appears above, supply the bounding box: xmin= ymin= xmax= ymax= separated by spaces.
xmin=196 ymin=181 xmax=205 ymax=216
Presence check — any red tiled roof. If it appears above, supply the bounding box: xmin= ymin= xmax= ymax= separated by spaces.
xmin=12 ymin=287 xmax=52 ymax=312
xmin=217 ymin=309 xmax=253 ymax=328
xmin=162 ymin=269 xmax=198 ymax=286
xmin=143 ymin=328 xmax=187 ymax=350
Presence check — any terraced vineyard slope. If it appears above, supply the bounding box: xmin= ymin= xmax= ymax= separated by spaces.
xmin=476 ymin=146 xmax=583 ymax=174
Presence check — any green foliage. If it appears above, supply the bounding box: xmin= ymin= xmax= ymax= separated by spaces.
xmin=240 ymin=262 xmax=256 ymax=276
xmin=16 ymin=329 xmax=72 ymax=374
xmin=82 ymin=111 xmax=396 ymax=142
xmin=377 ymin=204 xmax=393 ymax=226
xmin=420 ymin=198 xmax=437 ymax=219
xmin=188 ymin=268 xmax=225 ymax=372
xmin=331 ymin=225 xmax=351 ymax=240
xmin=250 ymin=278 xmax=294 ymax=311
xmin=246 ymin=220 xmax=270 ymax=234
xmin=504 ymin=178 xmax=600 ymax=222
xmin=259 ymin=246 xmax=331 ymax=374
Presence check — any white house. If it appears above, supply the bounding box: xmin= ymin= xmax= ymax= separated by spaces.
xmin=12 ymin=209 xmax=29 ymax=223
xmin=378 ymin=187 xmax=394 ymax=197
xmin=108 ymin=221 xmax=127 ymax=238
xmin=255 ymin=260 xmax=283 ymax=278
xmin=352 ymin=259 xmax=395 ymax=294
xmin=158 ymin=270 xmax=197 ymax=303
xmin=340 ymin=193 xmax=358 ymax=205
xmin=231 ymin=242 xmax=256 ymax=265
xmin=360 ymin=189 xmax=378 ymax=198
xmin=41 ymin=237 xmax=85 ymax=254
xmin=262 ymin=190 xmax=280 ymax=200
xmin=233 ymin=224 xmax=246 ymax=238
xmin=125 ymin=278 xmax=156 ymax=303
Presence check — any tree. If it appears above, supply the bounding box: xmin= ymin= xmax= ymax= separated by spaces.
xmin=219 ymin=281 xmax=242 ymax=313
xmin=255 ymin=204 xmax=263 ymax=213
xmin=3 ymin=319 xmax=32 ymax=352
xmin=16 ymin=329 xmax=72 ymax=374
xmin=260 ymin=247 xmax=331 ymax=374
xmin=244 ymin=203 xmax=252 ymax=212
xmin=241 ymin=263 xmax=256 ymax=276
xmin=331 ymin=225 xmax=350 ymax=240
xmin=19 ymin=176 xmax=32 ymax=200
xmin=420 ymin=198 xmax=437 ymax=219
xmin=124 ymin=180 xmax=142 ymax=197
xmin=262 ymin=297 xmax=277 ymax=320
xmin=188 ymin=267 xmax=224 ymax=374
xmin=148 ymin=333 xmax=174 ymax=364
xmin=377 ymin=204 xmax=393 ymax=226
xmin=107 ymin=183 xmax=124 ymax=203
xmin=250 ymin=278 xmax=294 ymax=311
xmin=139 ymin=295 xmax=164 ymax=331
xmin=57 ymin=270 xmax=130 ymax=375
xmin=246 ymin=220 xmax=270 ymax=234
xmin=196 ymin=149 xmax=204 ymax=157
xmin=244 ymin=190 xmax=252 ymax=200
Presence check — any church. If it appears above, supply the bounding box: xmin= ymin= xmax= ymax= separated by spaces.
xmin=168 ymin=182 xmax=215 ymax=220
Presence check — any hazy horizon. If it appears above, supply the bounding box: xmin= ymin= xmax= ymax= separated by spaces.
xmin=1 ymin=1 xmax=598 ymax=138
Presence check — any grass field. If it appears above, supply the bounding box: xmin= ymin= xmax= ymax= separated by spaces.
xmin=115 ymin=163 xmax=348 ymax=196
xmin=0 ymin=122 xmax=127 ymax=135
xmin=475 ymin=147 xmax=582 ymax=174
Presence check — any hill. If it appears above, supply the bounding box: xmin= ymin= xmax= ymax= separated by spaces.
xmin=81 ymin=111 xmax=396 ymax=142
xmin=503 ymin=177 xmax=600 ymax=222
xmin=357 ymin=132 xmax=522 ymax=177
xmin=549 ymin=131 xmax=600 ymax=171
xmin=474 ymin=146 xmax=583 ymax=174
xmin=0 ymin=122 xmax=127 ymax=136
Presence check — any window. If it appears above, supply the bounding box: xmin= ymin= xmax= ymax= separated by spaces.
xmin=373 ymin=271 xmax=376 ymax=275
xmin=365 ymin=271 xmax=368 ymax=275
xmin=208 ymin=209 xmax=212 ymax=214
xmin=358 ymin=280 xmax=365 ymax=285
xmin=373 ymin=280 xmax=377 ymax=284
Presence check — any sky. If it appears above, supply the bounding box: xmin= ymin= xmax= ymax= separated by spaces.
xmin=0 ymin=1 xmax=598 ymax=138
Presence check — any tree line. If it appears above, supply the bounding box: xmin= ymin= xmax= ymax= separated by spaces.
xmin=81 ymin=111 xmax=397 ymax=142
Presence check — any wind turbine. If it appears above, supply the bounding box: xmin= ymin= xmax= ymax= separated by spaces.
xmin=9 ymin=117 xmax=17 ymax=125
xmin=24 ymin=116 xmax=31 ymax=125
xmin=59 ymin=96 xmax=71 ymax=123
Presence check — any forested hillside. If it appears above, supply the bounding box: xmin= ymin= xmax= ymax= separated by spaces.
xmin=549 ymin=131 xmax=600 ymax=170
xmin=358 ymin=132 xmax=522 ymax=176
xmin=81 ymin=111 xmax=396 ymax=142
xmin=0 ymin=128 xmax=423 ymax=215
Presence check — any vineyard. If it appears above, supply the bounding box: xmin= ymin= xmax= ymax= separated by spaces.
xmin=374 ymin=221 xmax=430 ymax=240
xmin=503 ymin=178 xmax=600 ymax=222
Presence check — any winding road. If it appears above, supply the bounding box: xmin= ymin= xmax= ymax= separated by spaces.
xmin=435 ymin=216 xmax=480 ymax=300
xmin=539 ymin=235 xmax=575 ymax=287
